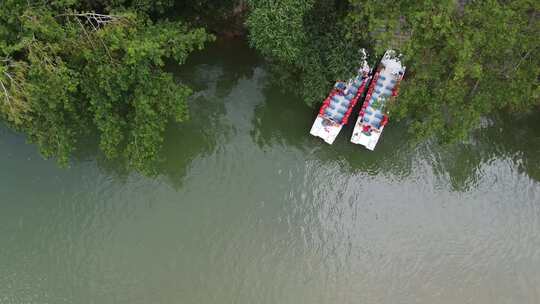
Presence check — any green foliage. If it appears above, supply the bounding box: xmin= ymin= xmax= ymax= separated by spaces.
xmin=173 ymin=0 xmax=243 ymax=37
xmin=246 ymin=0 xmax=362 ymax=105
xmin=246 ymin=0 xmax=540 ymax=142
xmin=0 ymin=1 xmax=214 ymax=175
xmin=176 ymin=0 xmax=239 ymax=20
xmin=246 ymin=0 xmax=315 ymax=63
xmin=348 ymin=0 xmax=540 ymax=142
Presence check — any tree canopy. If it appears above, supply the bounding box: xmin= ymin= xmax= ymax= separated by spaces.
xmin=0 ymin=0 xmax=213 ymax=175
xmin=246 ymin=0 xmax=539 ymax=142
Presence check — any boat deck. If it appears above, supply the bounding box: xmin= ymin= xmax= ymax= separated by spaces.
xmin=351 ymin=50 xmax=405 ymax=150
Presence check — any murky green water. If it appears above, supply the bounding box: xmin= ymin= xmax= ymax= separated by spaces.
xmin=1 ymin=40 xmax=540 ymax=304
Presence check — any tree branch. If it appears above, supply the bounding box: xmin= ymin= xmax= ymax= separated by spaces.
xmin=469 ymin=79 xmax=480 ymax=98
xmin=4 ymin=71 xmax=23 ymax=92
xmin=0 ymin=79 xmax=11 ymax=105
xmin=513 ymin=49 xmax=533 ymax=74
xmin=56 ymin=12 xmax=126 ymax=29
xmin=75 ymin=17 xmax=97 ymax=50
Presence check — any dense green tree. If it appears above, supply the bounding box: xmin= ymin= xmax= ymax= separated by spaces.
xmin=0 ymin=1 xmax=213 ymax=174
xmin=350 ymin=0 xmax=539 ymax=141
xmin=246 ymin=0 xmax=539 ymax=142
xmin=246 ymin=0 xmax=360 ymax=105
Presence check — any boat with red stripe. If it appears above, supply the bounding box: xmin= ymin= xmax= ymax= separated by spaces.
xmin=310 ymin=50 xmax=372 ymax=144
xmin=350 ymin=50 xmax=405 ymax=150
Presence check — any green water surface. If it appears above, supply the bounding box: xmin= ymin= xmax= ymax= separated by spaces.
xmin=1 ymin=40 xmax=539 ymax=304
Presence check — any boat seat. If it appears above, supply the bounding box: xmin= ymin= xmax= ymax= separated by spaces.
xmin=379 ymin=76 xmax=386 ymax=80
xmin=335 ymin=83 xmax=346 ymax=90
xmin=374 ymin=113 xmax=384 ymax=119
xmin=363 ymin=117 xmax=369 ymax=123
xmin=370 ymin=116 xmax=381 ymax=123
xmin=390 ymin=79 xmax=397 ymax=84
xmin=325 ymin=110 xmax=343 ymax=123
xmin=337 ymin=107 xmax=348 ymax=114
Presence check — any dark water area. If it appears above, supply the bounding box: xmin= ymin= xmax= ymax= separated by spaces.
xmin=1 ymin=39 xmax=539 ymax=304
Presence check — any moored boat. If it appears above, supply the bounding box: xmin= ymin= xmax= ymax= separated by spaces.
xmin=350 ymin=50 xmax=405 ymax=150
xmin=310 ymin=50 xmax=372 ymax=144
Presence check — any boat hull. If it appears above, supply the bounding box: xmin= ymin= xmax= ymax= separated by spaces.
xmin=310 ymin=115 xmax=343 ymax=144
xmin=350 ymin=124 xmax=384 ymax=150
xmin=310 ymin=48 xmax=371 ymax=145
xmin=350 ymin=50 xmax=405 ymax=151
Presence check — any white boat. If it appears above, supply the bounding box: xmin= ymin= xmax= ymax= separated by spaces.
xmin=310 ymin=50 xmax=372 ymax=144
xmin=350 ymin=50 xmax=405 ymax=150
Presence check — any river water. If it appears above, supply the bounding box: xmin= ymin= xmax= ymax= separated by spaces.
xmin=1 ymin=40 xmax=539 ymax=304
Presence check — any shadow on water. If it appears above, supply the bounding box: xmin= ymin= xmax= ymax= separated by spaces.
xmin=323 ymin=111 xmax=540 ymax=190
xmin=250 ymin=73 xmax=540 ymax=189
xmin=67 ymin=38 xmax=262 ymax=187
xmin=430 ymin=111 xmax=540 ymax=191
xmin=250 ymin=83 xmax=314 ymax=150
xmin=173 ymin=38 xmax=262 ymax=99
xmin=251 ymin=81 xmax=417 ymax=179
xmin=324 ymin=119 xmax=417 ymax=179
xmin=158 ymin=39 xmax=262 ymax=188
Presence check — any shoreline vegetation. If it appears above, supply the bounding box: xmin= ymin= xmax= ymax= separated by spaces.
xmin=1 ymin=1 xmax=538 ymax=175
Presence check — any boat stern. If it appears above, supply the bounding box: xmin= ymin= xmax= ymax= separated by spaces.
xmin=350 ymin=120 xmax=384 ymax=150
xmin=310 ymin=116 xmax=343 ymax=144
